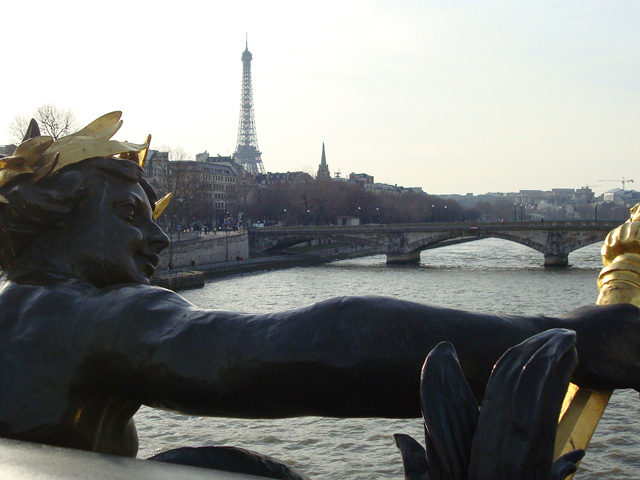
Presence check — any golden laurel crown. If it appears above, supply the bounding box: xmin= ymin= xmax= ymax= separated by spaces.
xmin=0 ymin=111 xmax=170 ymax=219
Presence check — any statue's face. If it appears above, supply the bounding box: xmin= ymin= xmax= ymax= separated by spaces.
xmin=67 ymin=177 xmax=170 ymax=287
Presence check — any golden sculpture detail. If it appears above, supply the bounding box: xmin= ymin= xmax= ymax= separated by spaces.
xmin=554 ymin=202 xmax=640 ymax=477
xmin=598 ymin=206 xmax=640 ymax=306
xmin=153 ymin=193 xmax=172 ymax=221
xmin=0 ymin=112 xmax=170 ymax=218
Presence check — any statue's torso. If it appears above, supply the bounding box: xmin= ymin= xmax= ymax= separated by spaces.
xmin=0 ymin=278 xmax=140 ymax=456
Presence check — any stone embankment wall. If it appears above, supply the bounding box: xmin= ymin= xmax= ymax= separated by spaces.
xmin=157 ymin=233 xmax=249 ymax=270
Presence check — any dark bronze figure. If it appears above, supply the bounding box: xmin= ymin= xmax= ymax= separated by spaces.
xmin=394 ymin=330 xmax=585 ymax=480
xmin=1 ymin=113 xmax=639 ymax=463
xmin=149 ymin=446 xmax=310 ymax=479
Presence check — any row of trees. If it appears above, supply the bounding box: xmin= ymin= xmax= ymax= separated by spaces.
xmin=243 ymin=178 xmax=467 ymax=226
xmin=230 ymin=178 xmax=630 ymax=227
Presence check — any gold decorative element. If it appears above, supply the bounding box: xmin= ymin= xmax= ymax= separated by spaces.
xmin=597 ymin=212 xmax=640 ymax=306
xmin=0 ymin=136 xmax=54 ymax=187
xmin=153 ymin=193 xmax=172 ymax=220
xmin=1 ymin=112 xmax=172 ymax=219
xmin=554 ymin=387 xmax=610 ymax=471
xmin=73 ymin=405 xmax=85 ymax=427
xmin=140 ymin=134 xmax=152 ymax=170
xmin=119 ymin=134 xmax=152 ymax=169
xmin=554 ymin=202 xmax=640 ymax=477
xmin=0 ymin=112 xmax=148 ymax=188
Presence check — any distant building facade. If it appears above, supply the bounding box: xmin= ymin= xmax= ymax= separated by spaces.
xmin=256 ymin=171 xmax=314 ymax=186
xmin=193 ymin=153 xmax=242 ymax=213
xmin=144 ymin=150 xmax=245 ymax=223
xmin=349 ymin=172 xmax=374 ymax=185
xmin=143 ymin=150 xmax=169 ymax=192
xmin=0 ymin=144 xmax=17 ymax=156
xmin=603 ymin=188 xmax=640 ymax=206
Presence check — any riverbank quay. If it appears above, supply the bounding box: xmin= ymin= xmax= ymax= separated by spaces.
xmin=152 ymin=244 xmax=383 ymax=291
xmin=158 ymin=230 xmax=249 ymax=270
xmin=152 ymin=256 xmax=321 ymax=290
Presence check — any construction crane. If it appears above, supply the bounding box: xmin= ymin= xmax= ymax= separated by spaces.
xmin=598 ymin=177 xmax=634 ymax=190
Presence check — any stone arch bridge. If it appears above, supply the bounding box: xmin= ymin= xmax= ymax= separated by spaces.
xmin=249 ymin=221 xmax=620 ymax=266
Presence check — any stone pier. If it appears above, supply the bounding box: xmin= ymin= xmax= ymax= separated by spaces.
xmin=544 ymin=253 xmax=569 ymax=267
xmin=386 ymin=250 xmax=422 ymax=265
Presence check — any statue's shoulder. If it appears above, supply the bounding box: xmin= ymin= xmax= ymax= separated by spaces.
xmin=0 ymin=274 xmax=188 ymax=314
xmin=96 ymin=282 xmax=193 ymax=305
xmin=0 ymin=274 xmax=89 ymax=302
xmin=0 ymin=277 xmax=192 ymax=340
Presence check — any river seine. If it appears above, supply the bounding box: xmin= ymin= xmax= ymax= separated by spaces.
xmin=135 ymin=238 xmax=640 ymax=479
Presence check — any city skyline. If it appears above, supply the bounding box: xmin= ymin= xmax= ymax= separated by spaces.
xmin=2 ymin=1 xmax=639 ymax=197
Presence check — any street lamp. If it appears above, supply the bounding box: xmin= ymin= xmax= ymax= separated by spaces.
xmin=432 ymin=204 xmax=435 ymax=223
xmin=357 ymin=206 xmax=362 ymax=224
xmin=444 ymin=205 xmax=448 ymax=222
xmin=595 ymin=203 xmax=598 ymax=221
xmin=520 ymin=204 xmax=524 ymax=223
xmin=513 ymin=203 xmax=517 ymax=222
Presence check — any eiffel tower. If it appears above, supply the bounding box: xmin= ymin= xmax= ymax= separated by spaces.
xmin=233 ymin=36 xmax=265 ymax=174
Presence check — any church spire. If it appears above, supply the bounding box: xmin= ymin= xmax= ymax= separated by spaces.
xmin=316 ymin=142 xmax=330 ymax=179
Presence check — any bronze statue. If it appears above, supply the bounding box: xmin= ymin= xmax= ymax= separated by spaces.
xmin=1 ymin=113 xmax=639 ymax=463
xmin=395 ymin=330 xmax=585 ymax=480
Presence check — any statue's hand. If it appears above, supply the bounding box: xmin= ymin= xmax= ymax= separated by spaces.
xmin=601 ymin=220 xmax=640 ymax=266
xmin=598 ymin=205 xmax=640 ymax=307
xmin=551 ymin=449 xmax=585 ymax=480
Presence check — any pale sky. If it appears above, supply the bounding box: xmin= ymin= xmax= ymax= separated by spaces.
xmin=2 ymin=0 xmax=639 ymax=196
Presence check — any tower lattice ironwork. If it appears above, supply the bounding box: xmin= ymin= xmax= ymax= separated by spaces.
xmin=234 ymin=37 xmax=265 ymax=174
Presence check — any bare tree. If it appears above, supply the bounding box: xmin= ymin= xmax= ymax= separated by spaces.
xmin=8 ymin=104 xmax=78 ymax=143
xmin=236 ymin=169 xmax=257 ymax=226
xmin=7 ymin=115 xmax=31 ymax=143
xmin=161 ymin=146 xmax=190 ymax=162
xmin=35 ymin=104 xmax=78 ymax=140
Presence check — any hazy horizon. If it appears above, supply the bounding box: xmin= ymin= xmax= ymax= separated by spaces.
xmin=3 ymin=1 xmax=638 ymax=197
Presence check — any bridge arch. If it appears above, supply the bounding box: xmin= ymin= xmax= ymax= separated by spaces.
xmin=402 ymin=230 xmax=606 ymax=267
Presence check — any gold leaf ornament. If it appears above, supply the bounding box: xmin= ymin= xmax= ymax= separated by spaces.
xmin=13 ymin=136 xmax=54 ymax=166
xmin=0 ymin=157 xmax=32 ymax=187
xmin=0 ymin=112 xmax=150 ymax=188
xmin=42 ymin=111 xmax=147 ymax=174
xmin=0 ymin=136 xmax=54 ymax=187
xmin=154 ymin=192 xmax=172 ymax=220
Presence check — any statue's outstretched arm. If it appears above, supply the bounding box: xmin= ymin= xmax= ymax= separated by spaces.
xmin=87 ymin=286 xmax=630 ymax=419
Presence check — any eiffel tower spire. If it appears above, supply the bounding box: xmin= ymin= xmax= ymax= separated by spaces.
xmin=234 ymin=35 xmax=265 ymax=174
